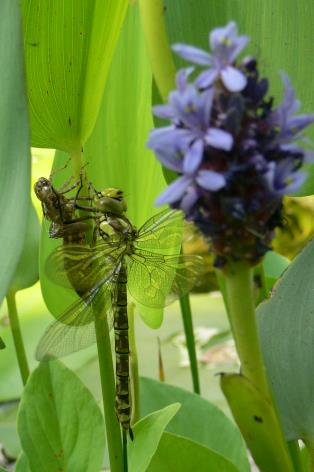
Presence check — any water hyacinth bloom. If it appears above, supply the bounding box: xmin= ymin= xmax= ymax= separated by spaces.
xmin=172 ymin=21 xmax=249 ymax=92
xmin=147 ymin=22 xmax=314 ymax=265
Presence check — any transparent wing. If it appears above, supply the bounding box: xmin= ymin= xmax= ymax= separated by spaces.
xmin=135 ymin=209 xmax=185 ymax=251
xmin=127 ymin=250 xmax=203 ymax=308
xmin=36 ymin=277 xmax=115 ymax=361
xmin=45 ymin=241 xmax=123 ymax=293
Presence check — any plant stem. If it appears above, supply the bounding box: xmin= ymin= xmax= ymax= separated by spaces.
xmin=139 ymin=0 xmax=176 ymax=100
xmin=223 ymin=262 xmax=270 ymax=398
xmin=94 ymin=313 xmax=123 ymax=472
xmin=255 ymin=262 xmax=269 ymax=305
xmin=179 ymin=294 xmax=200 ymax=395
xmin=128 ymin=302 xmax=140 ymax=425
xmin=6 ymin=290 xmax=29 ymax=385
xmin=70 ymin=147 xmax=84 ymax=182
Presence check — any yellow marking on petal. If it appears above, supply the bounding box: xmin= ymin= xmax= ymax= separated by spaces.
xmin=184 ymin=104 xmax=197 ymax=113
xmin=220 ymin=37 xmax=232 ymax=46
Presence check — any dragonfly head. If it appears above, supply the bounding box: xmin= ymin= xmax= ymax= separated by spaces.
xmin=34 ymin=177 xmax=53 ymax=202
xmin=93 ymin=188 xmax=127 ymax=215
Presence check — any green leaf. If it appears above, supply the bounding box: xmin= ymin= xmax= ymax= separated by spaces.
xmin=0 ymin=0 xmax=31 ymax=305
xmin=15 ymin=453 xmax=31 ymax=472
xmin=140 ymin=377 xmax=250 ymax=472
xmin=22 ymin=0 xmax=128 ymax=150
xmin=17 ymin=360 xmax=105 ymax=472
xmin=147 ymin=432 xmax=239 ymax=472
xmin=39 ymin=6 xmax=167 ymax=326
xmin=258 ymin=238 xmax=314 ymax=441
xmin=128 ymin=403 xmax=181 ymax=472
xmin=0 ymin=468 xmax=9 ymax=472
xmin=262 ymin=251 xmax=290 ymax=291
xmin=9 ymin=203 xmax=40 ymax=293
xmin=220 ymin=373 xmax=293 ymax=472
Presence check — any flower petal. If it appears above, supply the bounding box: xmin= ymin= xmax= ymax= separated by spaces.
xmin=196 ymin=69 xmax=218 ymax=89
xmin=153 ymin=104 xmax=174 ymax=120
xmin=196 ymin=170 xmax=226 ymax=191
xmin=205 ymin=128 xmax=233 ymax=151
xmin=221 ymin=66 xmax=247 ymax=92
xmin=155 ymin=148 xmax=183 ymax=172
xmin=183 ymin=140 xmax=204 ymax=174
xmin=180 ymin=186 xmax=199 ymax=212
xmin=176 ymin=67 xmax=194 ymax=92
xmin=155 ymin=175 xmax=192 ymax=206
xmin=172 ymin=44 xmax=212 ymax=66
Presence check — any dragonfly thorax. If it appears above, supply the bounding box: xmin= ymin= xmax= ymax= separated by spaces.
xmin=93 ymin=187 xmax=127 ymax=216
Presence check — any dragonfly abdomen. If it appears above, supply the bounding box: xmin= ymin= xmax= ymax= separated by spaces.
xmin=114 ymin=263 xmax=131 ymax=433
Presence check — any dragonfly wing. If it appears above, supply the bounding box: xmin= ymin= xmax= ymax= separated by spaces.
xmin=127 ymin=251 xmax=203 ymax=308
xmin=135 ymin=209 xmax=185 ymax=251
xmin=45 ymin=242 xmax=122 ymax=293
xmin=36 ymin=279 xmax=114 ymax=361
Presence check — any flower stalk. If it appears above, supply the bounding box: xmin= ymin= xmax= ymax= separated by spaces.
xmin=223 ymin=262 xmax=270 ymax=397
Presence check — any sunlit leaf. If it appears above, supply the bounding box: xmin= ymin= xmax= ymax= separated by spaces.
xmin=128 ymin=403 xmax=180 ymax=472
xmin=17 ymin=360 xmax=105 ymax=472
xmin=22 ymin=0 xmax=128 ymax=150
xmin=0 ymin=0 xmax=31 ymax=306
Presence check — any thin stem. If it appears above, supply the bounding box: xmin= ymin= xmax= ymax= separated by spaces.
xmin=223 ymin=262 xmax=270 ymax=397
xmin=6 ymin=291 xmax=29 ymax=385
xmin=69 ymin=147 xmax=84 ymax=182
xmin=94 ymin=313 xmax=123 ymax=472
xmin=179 ymin=294 xmax=200 ymax=395
xmin=128 ymin=302 xmax=140 ymax=425
xmin=122 ymin=429 xmax=128 ymax=472
xmin=139 ymin=0 xmax=176 ymax=100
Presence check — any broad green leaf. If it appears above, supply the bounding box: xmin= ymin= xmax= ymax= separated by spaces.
xmin=140 ymin=377 xmax=249 ymax=472
xmin=160 ymin=1 xmax=314 ymax=196
xmin=17 ymin=360 xmax=105 ymax=472
xmin=147 ymin=432 xmax=239 ymax=472
xmin=258 ymin=238 xmax=314 ymax=441
xmin=0 ymin=0 xmax=31 ymax=305
xmin=15 ymin=453 xmax=31 ymax=472
xmin=0 ymin=402 xmax=20 ymax=458
xmin=262 ymin=251 xmax=290 ymax=291
xmin=39 ymin=6 xmax=166 ymax=327
xmin=9 ymin=203 xmax=40 ymax=293
xmin=85 ymin=4 xmax=165 ymax=226
xmin=221 ymin=373 xmax=293 ymax=472
xmin=128 ymin=403 xmax=180 ymax=472
xmin=22 ymin=0 xmax=128 ymax=151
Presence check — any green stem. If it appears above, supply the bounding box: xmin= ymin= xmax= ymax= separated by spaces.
xmin=139 ymin=0 xmax=176 ymax=100
xmin=6 ymin=291 xmax=29 ymax=385
xmin=304 ymin=439 xmax=314 ymax=472
xmin=128 ymin=302 xmax=140 ymax=425
xmin=94 ymin=313 xmax=123 ymax=472
xmin=179 ymin=294 xmax=200 ymax=395
xmin=70 ymin=147 xmax=84 ymax=182
xmin=223 ymin=262 xmax=270 ymax=397
xmin=287 ymin=440 xmax=304 ymax=472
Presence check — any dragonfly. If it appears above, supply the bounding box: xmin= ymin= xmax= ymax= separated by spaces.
xmin=36 ymin=187 xmax=203 ymax=436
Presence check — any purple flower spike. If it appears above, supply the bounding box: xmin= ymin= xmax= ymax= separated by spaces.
xmin=148 ymin=22 xmax=314 ymax=265
xmin=173 ymin=21 xmax=249 ymax=92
